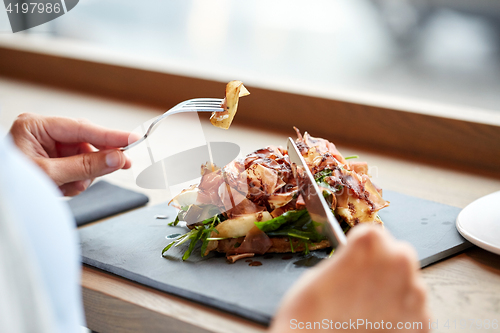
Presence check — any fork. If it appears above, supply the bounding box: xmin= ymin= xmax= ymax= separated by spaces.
xmin=120 ymin=98 xmax=224 ymax=151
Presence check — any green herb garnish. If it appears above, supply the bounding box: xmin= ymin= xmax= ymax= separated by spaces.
xmin=162 ymin=213 xmax=222 ymax=260
xmin=254 ymin=209 xmax=309 ymax=233
xmin=163 ymin=205 xmax=351 ymax=259
xmin=256 ymin=210 xmax=326 ymax=243
xmin=314 ymin=169 xmax=333 ymax=182
xmin=168 ymin=205 xmax=189 ymax=226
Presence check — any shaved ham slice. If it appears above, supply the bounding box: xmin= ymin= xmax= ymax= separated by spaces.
xmin=232 ymin=226 xmax=273 ymax=255
xmin=294 ymin=127 xmax=347 ymax=165
xmin=362 ymin=175 xmax=389 ymax=211
xmin=268 ymin=191 xmax=297 ymax=210
xmin=247 ymin=164 xmax=279 ymax=197
xmin=218 ymin=183 xmax=264 ymax=217
xmin=371 ymin=181 xmax=383 ymax=196
xmin=222 ymin=160 xmax=248 ymax=194
xmin=218 ymin=183 xmax=246 ymax=212
xmin=349 ymin=161 xmax=368 ymax=175
xmin=296 ymin=194 xmax=306 ymax=210
xmin=335 ymin=187 xmax=349 ymax=208
xmin=197 ymin=171 xmax=224 ymax=206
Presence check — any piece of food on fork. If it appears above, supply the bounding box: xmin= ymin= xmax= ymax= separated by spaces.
xmin=210 ymin=80 xmax=250 ymax=130
xmin=121 ymin=80 xmax=248 ymax=151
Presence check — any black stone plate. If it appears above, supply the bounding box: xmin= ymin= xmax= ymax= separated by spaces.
xmin=79 ymin=190 xmax=471 ymax=326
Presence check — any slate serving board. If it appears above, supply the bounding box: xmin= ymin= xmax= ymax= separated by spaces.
xmin=79 ymin=190 xmax=472 ymax=325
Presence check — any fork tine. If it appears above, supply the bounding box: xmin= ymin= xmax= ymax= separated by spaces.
xmin=194 ymin=98 xmax=224 ymax=102
xmin=185 ymin=100 xmax=223 ymax=105
xmin=185 ymin=98 xmax=223 ymax=103
xmin=186 ymin=101 xmax=222 ymax=104
xmin=178 ymin=107 xmax=225 ymax=112
xmin=187 ymin=101 xmax=223 ymax=104
xmin=182 ymin=99 xmax=223 ymax=108
xmin=176 ymin=98 xmax=217 ymax=107
xmin=120 ymin=98 xmax=224 ymax=151
xmin=182 ymin=103 xmax=223 ymax=108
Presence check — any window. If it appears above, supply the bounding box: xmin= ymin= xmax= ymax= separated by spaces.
xmin=1 ymin=0 xmax=499 ymax=113
xmin=1 ymin=0 xmax=499 ymax=174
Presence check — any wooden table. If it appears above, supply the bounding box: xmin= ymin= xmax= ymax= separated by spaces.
xmin=1 ymin=77 xmax=499 ymax=333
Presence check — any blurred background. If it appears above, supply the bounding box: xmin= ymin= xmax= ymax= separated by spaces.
xmin=1 ymin=0 xmax=499 ymax=112
xmin=1 ymin=3 xmax=499 ymax=333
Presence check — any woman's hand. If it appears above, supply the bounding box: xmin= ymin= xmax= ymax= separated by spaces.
xmin=10 ymin=113 xmax=133 ymax=196
xmin=271 ymin=225 xmax=430 ymax=332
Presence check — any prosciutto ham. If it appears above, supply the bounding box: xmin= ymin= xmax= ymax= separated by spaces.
xmin=231 ymin=226 xmax=273 ymax=255
xmin=294 ymin=127 xmax=389 ymax=226
xmin=172 ymin=146 xmax=298 ymax=218
xmin=169 ymin=127 xmax=389 ymax=260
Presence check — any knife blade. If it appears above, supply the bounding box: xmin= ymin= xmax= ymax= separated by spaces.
xmin=287 ymin=137 xmax=347 ymax=248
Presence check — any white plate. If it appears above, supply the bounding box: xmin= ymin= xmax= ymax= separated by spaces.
xmin=456 ymin=191 xmax=500 ymax=255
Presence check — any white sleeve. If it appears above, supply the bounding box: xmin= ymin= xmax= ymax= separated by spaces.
xmin=0 ymin=195 xmax=56 ymax=333
xmin=0 ymin=130 xmax=85 ymax=333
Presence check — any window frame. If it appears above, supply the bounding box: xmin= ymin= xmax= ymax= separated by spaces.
xmin=0 ymin=38 xmax=499 ymax=177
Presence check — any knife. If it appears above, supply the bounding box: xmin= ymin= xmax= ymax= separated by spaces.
xmin=287 ymin=137 xmax=347 ymax=248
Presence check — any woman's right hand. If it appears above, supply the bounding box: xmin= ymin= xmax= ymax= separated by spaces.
xmin=270 ymin=224 xmax=430 ymax=332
